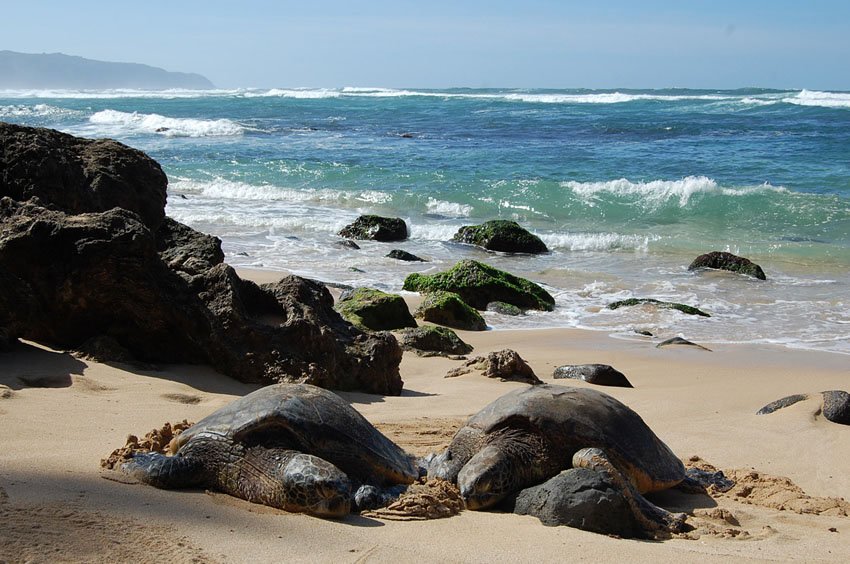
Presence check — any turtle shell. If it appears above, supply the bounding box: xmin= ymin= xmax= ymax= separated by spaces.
xmin=462 ymin=384 xmax=684 ymax=492
xmin=175 ymin=383 xmax=417 ymax=485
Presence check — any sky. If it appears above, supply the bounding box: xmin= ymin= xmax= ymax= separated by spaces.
xmin=3 ymin=0 xmax=850 ymax=90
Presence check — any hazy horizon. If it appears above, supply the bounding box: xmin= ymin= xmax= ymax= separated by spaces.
xmin=4 ymin=1 xmax=850 ymax=91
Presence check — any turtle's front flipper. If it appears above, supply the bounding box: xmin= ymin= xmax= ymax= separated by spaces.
xmin=122 ymin=452 xmax=205 ymax=489
xmin=226 ymin=446 xmax=352 ymax=517
xmin=573 ymin=447 xmax=687 ymax=537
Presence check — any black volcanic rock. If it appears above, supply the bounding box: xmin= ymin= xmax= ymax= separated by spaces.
xmin=688 ymin=251 xmax=766 ymax=280
xmin=0 ymin=124 xmax=404 ymax=395
xmin=514 ymin=468 xmax=640 ymax=537
xmin=1 ymin=122 xmax=168 ymax=229
xmin=553 ymin=364 xmax=633 ymax=388
xmin=338 ymin=215 xmax=408 ymax=242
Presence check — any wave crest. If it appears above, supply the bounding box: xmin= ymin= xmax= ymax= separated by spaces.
xmin=561 ymin=176 xmax=786 ymax=207
xmin=89 ymin=109 xmax=244 ymax=137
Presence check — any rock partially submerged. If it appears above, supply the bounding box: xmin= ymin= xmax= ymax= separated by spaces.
xmin=451 ymin=220 xmax=548 ymax=254
xmin=608 ymin=298 xmax=710 ymax=318
xmin=338 ymin=215 xmax=408 ymax=242
xmin=689 ymin=251 xmax=766 ymax=280
xmin=403 ymin=260 xmax=555 ymax=312
xmin=335 ymin=287 xmax=417 ymax=332
xmin=486 ymin=301 xmax=523 ymax=316
xmin=414 ymin=291 xmax=486 ymax=331
xmin=656 ymin=337 xmax=713 ymax=351
xmin=397 ymin=326 xmax=473 ymax=357
xmin=553 ymin=364 xmax=633 ymax=388
xmin=386 ymin=249 xmax=425 ymax=262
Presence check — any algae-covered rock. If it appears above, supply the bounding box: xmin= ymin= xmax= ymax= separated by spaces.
xmin=335 ymin=287 xmax=417 ymax=331
xmin=486 ymin=301 xmax=523 ymax=316
xmin=414 ymin=290 xmax=487 ymax=331
xmin=607 ymin=298 xmax=710 ymax=317
xmin=452 ymin=220 xmax=548 ymax=254
xmin=403 ymin=260 xmax=555 ymax=312
xmin=397 ymin=325 xmax=473 ymax=357
xmin=338 ymin=215 xmax=408 ymax=242
xmin=688 ymin=251 xmax=766 ymax=280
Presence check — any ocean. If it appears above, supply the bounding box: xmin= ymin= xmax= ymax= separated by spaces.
xmin=2 ymin=87 xmax=849 ymax=354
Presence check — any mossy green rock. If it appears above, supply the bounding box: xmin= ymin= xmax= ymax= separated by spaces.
xmin=403 ymin=260 xmax=555 ymax=312
xmin=607 ymin=298 xmax=710 ymax=317
xmin=486 ymin=301 xmax=523 ymax=316
xmin=415 ymin=291 xmax=487 ymax=331
xmin=452 ymin=220 xmax=548 ymax=254
xmin=335 ymin=287 xmax=417 ymax=331
xmin=397 ymin=325 xmax=473 ymax=356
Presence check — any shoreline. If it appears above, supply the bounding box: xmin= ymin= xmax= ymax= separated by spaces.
xmin=1 ymin=267 xmax=848 ymax=562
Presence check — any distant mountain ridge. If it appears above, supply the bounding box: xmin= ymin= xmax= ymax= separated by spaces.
xmin=0 ymin=51 xmax=214 ymax=89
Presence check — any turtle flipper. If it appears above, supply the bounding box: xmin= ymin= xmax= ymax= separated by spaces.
xmin=121 ymin=452 xmax=205 ymax=489
xmin=573 ymin=447 xmax=687 ymax=537
xmin=225 ymin=447 xmax=352 ymax=517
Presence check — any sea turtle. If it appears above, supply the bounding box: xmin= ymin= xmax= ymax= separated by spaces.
xmin=427 ymin=384 xmax=687 ymax=534
xmin=122 ymin=383 xmax=419 ymax=517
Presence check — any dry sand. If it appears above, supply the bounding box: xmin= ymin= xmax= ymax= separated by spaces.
xmin=1 ymin=268 xmax=849 ymax=563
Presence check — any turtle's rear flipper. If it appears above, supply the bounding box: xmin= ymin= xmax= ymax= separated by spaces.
xmin=122 ymin=452 xmax=205 ymax=489
xmin=573 ymin=447 xmax=688 ymax=538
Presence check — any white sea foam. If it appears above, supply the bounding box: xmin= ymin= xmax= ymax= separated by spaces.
xmin=426 ymin=198 xmax=473 ymax=217
xmin=541 ymin=232 xmax=654 ymax=252
xmin=89 ymin=109 xmax=244 ymax=137
xmin=785 ymin=90 xmax=850 ymax=109
xmin=561 ymin=176 xmax=787 ymax=207
xmin=502 ymin=92 xmax=732 ymax=104
xmin=0 ymin=103 xmax=81 ymax=118
xmin=247 ymin=88 xmax=342 ymax=99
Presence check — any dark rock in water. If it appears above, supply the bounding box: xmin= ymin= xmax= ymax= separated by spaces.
xmin=386 ymin=249 xmax=425 ymax=262
xmin=414 ymin=290 xmax=486 ymax=331
xmin=513 ymin=468 xmax=640 ymax=537
xmin=335 ymin=239 xmax=360 ymax=250
xmin=0 ymin=122 xmax=167 ymax=229
xmin=552 ymin=364 xmax=633 ymax=388
xmin=397 ymin=326 xmax=473 ymax=357
xmin=821 ymin=390 xmax=850 ymax=425
xmin=486 ymin=301 xmax=523 ymax=316
xmin=756 ymin=394 xmax=809 ymax=415
xmin=338 ymin=215 xmax=408 ymax=242
xmin=634 ymin=329 xmax=653 ymax=337
xmin=608 ymin=298 xmax=710 ymax=318
xmin=0 ymin=125 xmax=405 ymax=395
xmin=688 ymin=251 xmax=766 ymax=280
xmin=759 ymin=391 xmax=850 ymax=426
xmin=403 ymin=259 xmax=554 ymax=312
xmin=656 ymin=337 xmax=712 ymax=351
xmin=156 ymin=217 xmax=224 ymax=276
xmin=452 ymin=220 xmax=548 ymax=254
xmin=335 ymin=287 xmax=417 ymax=332
xmin=446 ymin=349 xmax=541 ymax=384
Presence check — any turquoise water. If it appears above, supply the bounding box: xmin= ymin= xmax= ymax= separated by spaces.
xmin=2 ymin=87 xmax=849 ymax=353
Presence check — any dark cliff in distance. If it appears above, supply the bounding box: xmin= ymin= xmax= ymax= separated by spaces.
xmin=0 ymin=51 xmax=214 ymax=89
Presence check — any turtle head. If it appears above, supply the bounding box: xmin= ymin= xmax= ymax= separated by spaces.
xmin=457 ymin=444 xmax=518 ymax=510
xmin=426 ymin=426 xmax=485 ymax=483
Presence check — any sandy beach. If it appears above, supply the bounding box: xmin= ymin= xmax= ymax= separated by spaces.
xmin=1 ymin=267 xmax=849 ymax=563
